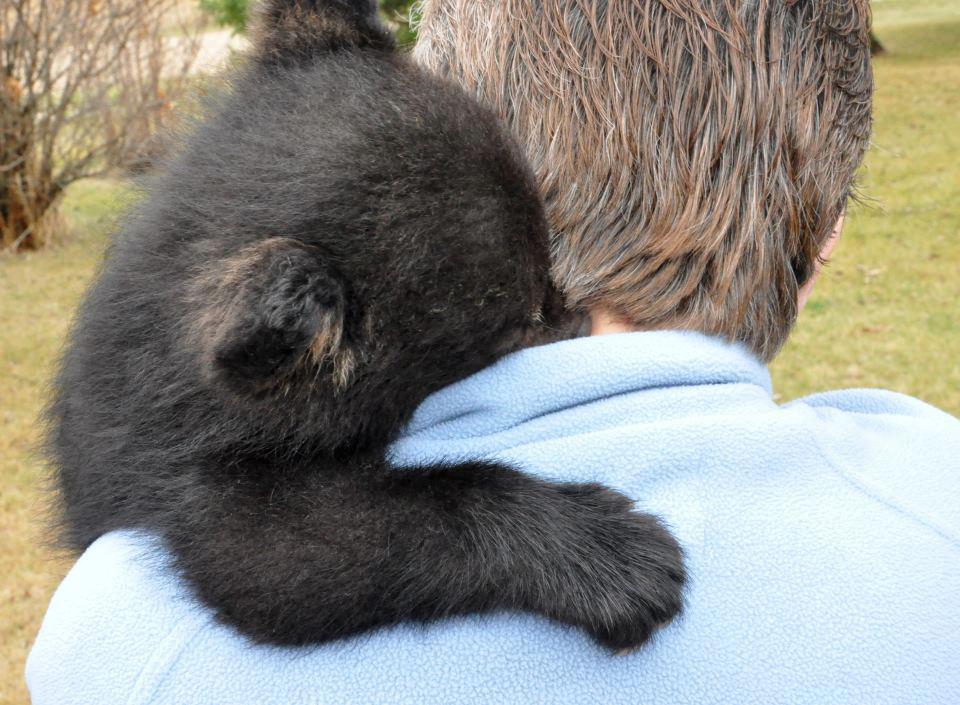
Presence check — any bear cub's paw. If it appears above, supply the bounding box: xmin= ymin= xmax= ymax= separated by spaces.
xmin=552 ymin=483 xmax=686 ymax=652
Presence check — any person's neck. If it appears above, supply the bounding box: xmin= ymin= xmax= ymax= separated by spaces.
xmin=590 ymin=308 xmax=638 ymax=336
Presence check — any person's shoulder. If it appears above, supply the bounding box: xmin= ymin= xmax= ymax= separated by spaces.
xmin=26 ymin=531 xmax=211 ymax=705
xmin=789 ymin=386 xmax=960 ymax=424
xmin=785 ymin=388 xmax=960 ymax=549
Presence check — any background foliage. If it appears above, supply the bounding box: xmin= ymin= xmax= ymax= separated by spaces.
xmin=200 ymin=0 xmax=420 ymax=44
xmin=0 ymin=0 xmax=201 ymax=253
xmin=199 ymin=0 xmax=250 ymax=32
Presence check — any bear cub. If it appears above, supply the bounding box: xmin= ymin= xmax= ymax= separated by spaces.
xmin=47 ymin=0 xmax=685 ymax=651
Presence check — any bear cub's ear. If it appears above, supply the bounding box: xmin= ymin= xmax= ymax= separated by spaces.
xmin=193 ymin=237 xmax=347 ymax=396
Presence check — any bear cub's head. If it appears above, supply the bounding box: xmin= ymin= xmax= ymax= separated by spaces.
xmin=171 ymin=0 xmax=565 ymax=451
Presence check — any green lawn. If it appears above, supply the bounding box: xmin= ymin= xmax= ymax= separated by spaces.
xmin=0 ymin=180 xmax=133 ymax=704
xmin=2 ymin=3 xmax=958 ymax=702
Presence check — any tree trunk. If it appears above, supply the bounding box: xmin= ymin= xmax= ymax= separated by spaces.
xmin=0 ymin=172 xmax=61 ymax=252
xmin=1 ymin=74 xmax=57 ymax=251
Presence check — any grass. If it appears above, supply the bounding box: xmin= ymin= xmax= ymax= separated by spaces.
xmin=0 ymin=180 xmax=133 ymax=704
xmin=1 ymin=3 xmax=958 ymax=702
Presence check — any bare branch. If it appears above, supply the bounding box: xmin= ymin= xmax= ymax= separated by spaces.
xmin=1 ymin=0 xmax=203 ymax=250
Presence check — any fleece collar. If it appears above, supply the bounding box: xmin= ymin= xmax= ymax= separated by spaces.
xmin=402 ymin=330 xmax=773 ymax=441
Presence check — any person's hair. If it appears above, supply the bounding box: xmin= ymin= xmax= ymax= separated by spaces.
xmin=414 ymin=0 xmax=874 ymax=360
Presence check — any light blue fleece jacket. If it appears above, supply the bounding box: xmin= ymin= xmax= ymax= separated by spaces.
xmin=26 ymin=331 xmax=960 ymax=704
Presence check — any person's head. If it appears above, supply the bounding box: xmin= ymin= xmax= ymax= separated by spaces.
xmin=414 ymin=0 xmax=873 ymax=360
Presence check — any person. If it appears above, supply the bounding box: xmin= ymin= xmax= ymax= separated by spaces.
xmin=27 ymin=0 xmax=960 ymax=703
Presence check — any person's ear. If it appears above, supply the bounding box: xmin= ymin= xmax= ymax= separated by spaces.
xmin=798 ymin=212 xmax=844 ymax=312
xmin=191 ymin=237 xmax=347 ymax=396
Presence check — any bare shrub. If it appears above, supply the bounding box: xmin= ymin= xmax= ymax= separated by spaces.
xmin=1 ymin=0 xmax=202 ymax=252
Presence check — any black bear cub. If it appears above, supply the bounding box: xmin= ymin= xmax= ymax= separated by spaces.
xmin=47 ymin=0 xmax=685 ymax=650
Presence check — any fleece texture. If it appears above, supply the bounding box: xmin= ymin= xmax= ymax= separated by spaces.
xmin=26 ymin=331 xmax=960 ymax=704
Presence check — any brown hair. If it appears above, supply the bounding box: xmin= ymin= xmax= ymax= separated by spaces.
xmin=414 ymin=0 xmax=873 ymax=360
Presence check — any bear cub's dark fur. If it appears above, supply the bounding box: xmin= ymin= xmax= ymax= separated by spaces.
xmin=47 ymin=0 xmax=685 ymax=650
